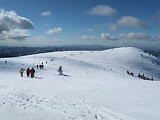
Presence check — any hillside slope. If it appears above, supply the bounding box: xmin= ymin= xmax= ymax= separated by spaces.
xmin=0 ymin=47 xmax=160 ymax=120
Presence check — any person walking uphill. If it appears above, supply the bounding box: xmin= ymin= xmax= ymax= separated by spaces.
xmin=19 ymin=68 xmax=25 ymax=77
xmin=26 ymin=68 xmax=30 ymax=77
xmin=30 ymin=68 xmax=35 ymax=78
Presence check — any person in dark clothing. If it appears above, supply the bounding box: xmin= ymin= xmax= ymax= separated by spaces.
xmin=37 ymin=65 xmax=39 ymax=69
xmin=30 ymin=68 xmax=35 ymax=78
xmin=57 ymin=66 xmax=63 ymax=75
xmin=26 ymin=68 xmax=30 ymax=77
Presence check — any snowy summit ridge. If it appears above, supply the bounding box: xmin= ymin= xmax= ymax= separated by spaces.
xmin=0 ymin=47 xmax=160 ymax=120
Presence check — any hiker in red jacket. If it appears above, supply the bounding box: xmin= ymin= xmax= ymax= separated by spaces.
xmin=26 ymin=68 xmax=30 ymax=77
xmin=30 ymin=68 xmax=35 ymax=78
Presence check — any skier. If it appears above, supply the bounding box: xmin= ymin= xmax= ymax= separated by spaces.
xmin=19 ymin=68 xmax=25 ymax=77
xmin=26 ymin=68 xmax=30 ymax=77
xmin=57 ymin=66 xmax=63 ymax=75
xmin=30 ymin=68 xmax=35 ymax=78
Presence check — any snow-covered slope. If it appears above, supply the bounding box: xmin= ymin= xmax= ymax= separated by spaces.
xmin=0 ymin=47 xmax=160 ymax=120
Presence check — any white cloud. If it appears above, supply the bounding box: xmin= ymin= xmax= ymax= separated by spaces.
xmin=87 ymin=5 xmax=117 ymax=16
xmin=119 ymin=32 xmax=153 ymax=40
xmin=79 ymin=35 xmax=98 ymax=40
xmin=46 ymin=27 xmax=63 ymax=35
xmin=79 ymin=32 xmax=159 ymax=42
xmin=100 ymin=33 xmax=117 ymax=40
xmin=152 ymin=36 xmax=160 ymax=41
xmin=4 ymin=36 xmax=61 ymax=47
xmin=108 ymin=16 xmax=149 ymax=30
xmin=0 ymin=9 xmax=34 ymax=41
xmin=119 ymin=33 xmax=160 ymax=41
xmin=79 ymin=33 xmax=117 ymax=41
xmin=41 ymin=11 xmax=51 ymax=17
xmin=117 ymin=16 xmax=149 ymax=28
xmin=0 ymin=9 xmax=34 ymax=32
xmin=0 ymin=29 xmax=30 ymax=41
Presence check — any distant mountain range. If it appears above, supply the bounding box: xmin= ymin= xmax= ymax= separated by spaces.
xmin=0 ymin=45 xmax=159 ymax=58
xmin=0 ymin=45 xmax=112 ymax=58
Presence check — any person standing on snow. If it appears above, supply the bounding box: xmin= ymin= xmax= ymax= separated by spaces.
xmin=26 ymin=68 xmax=30 ymax=77
xmin=19 ymin=68 xmax=25 ymax=77
xmin=36 ymin=64 xmax=39 ymax=69
xmin=57 ymin=66 xmax=63 ymax=75
xmin=30 ymin=68 xmax=35 ymax=78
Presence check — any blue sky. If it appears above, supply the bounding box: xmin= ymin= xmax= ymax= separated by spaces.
xmin=0 ymin=0 xmax=160 ymax=49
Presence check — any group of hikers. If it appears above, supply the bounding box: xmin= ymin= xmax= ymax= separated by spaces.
xmin=19 ymin=61 xmax=64 ymax=78
xmin=36 ymin=62 xmax=44 ymax=69
xmin=19 ymin=67 xmax=35 ymax=78
xmin=19 ymin=62 xmax=45 ymax=78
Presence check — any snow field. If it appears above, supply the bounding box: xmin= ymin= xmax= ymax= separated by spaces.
xmin=0 ymin=47 xmax=160 ymax=120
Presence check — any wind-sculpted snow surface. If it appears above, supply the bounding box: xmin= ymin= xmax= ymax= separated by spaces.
xmin=0 ymin=47 xmax=160 ymax=120
xmin=0 ymin=91 xmax=134 ymax=120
